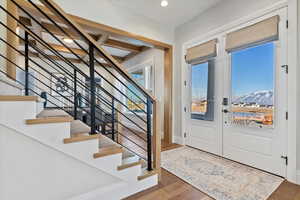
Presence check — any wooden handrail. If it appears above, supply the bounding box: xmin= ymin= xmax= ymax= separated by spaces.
xmin=37 ymin=0 xmax=156 ymax=102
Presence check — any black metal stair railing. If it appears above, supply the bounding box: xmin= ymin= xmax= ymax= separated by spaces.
xmin=0 ymin=0 xmax=156 ymax=171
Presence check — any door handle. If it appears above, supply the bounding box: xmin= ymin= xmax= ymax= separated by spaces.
xmin=222 ymin=109 xmax=230 ymax=113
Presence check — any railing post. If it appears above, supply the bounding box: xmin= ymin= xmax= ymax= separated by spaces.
xmin=73 ymin=69 xmax=78 ymax=120
xmin=146 ymin=96 xmax=153 ymax=171
xmin=24 ymin=31 xmax=29 ymax=96
xmin=153 ymin=100 xmax=161 ymax=179
xmin=111 ymin=98 xmax=115 ymax=141
xmin=89 ymin=42 xmax=96 ymax=134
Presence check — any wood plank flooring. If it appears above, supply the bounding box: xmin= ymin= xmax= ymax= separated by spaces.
xmin=124 ymin=142 xmax=300 ymax=200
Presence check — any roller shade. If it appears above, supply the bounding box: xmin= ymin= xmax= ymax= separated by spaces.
xmin=186 ymin=39 xmax=217 ymax=64
xmin=226 ymin=15 xmax=279 ymax=52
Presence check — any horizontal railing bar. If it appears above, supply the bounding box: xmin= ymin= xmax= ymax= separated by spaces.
xmin=5 ymin=3 xmax=148 ymax=111
xmin=38 ymin=0 xmax=155 ymax=101
xmin=0 ymin=6 xmax=90 ymax=80
xmin=22 ymin=0 xmax=148 ymax=108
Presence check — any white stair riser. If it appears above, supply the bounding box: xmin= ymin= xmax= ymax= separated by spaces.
xmin=0 ymin=83 xmax=22 ymax=95
xmin=117 ymin=165 xmax=142 ymax=182
xmin=36 ymin=101 xmax=44 ymax=115
xmin=0 ymin=101 xmax=36 ymax=128
xmin=63 ymin=140 xmax=100 ymax=160
xmin=91 ymin=154 xmax=122 ymax=170
xmin=28 ymin=123 xmax=70 ymax=144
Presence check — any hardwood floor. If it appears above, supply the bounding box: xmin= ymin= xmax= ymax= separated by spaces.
xmin=125 ymin=169 xmax=212 ymax=200
xmin=268 ymin=181 xmax=300 ymax=200
xmin=124 ymin=141 xmax=300 ymax=200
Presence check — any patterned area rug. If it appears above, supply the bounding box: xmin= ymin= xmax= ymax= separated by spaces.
xmin=161 ymin=146 xmax=283 ymax=200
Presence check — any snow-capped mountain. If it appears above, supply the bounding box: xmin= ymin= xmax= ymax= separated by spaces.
xmin=233 ymin=90 xmax=273 ymax=106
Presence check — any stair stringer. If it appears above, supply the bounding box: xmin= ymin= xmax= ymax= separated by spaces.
xmin=0 ymin=124 xmax=125 ymax=200
xmin=0 ymin=100 xmax=158 ymax=199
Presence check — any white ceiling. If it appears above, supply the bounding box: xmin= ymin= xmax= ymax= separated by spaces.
xmin=110 ymin=0 xmax=222 ymax=28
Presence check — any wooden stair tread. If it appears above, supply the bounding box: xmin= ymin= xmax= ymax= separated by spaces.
xmin=26 ymin=116 xmax=73 ymax=125
xmin=64 ymin=134 xmax=99 ymax=144
xmin=0 ymin=95 xmax=38 ymax=102
xmin=117 ymin=159 xmax=144 ymax=171
xmin=138 ymin=169 xmax=158 ymax=181
xmin=93 ymin=146 xmax=124 ymax=159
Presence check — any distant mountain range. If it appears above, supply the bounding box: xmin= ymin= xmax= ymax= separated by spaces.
xmin=233 ymin=90 xmax=273 ymax=106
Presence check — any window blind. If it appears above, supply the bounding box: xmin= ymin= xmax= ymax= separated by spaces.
xmin=226 ymin=15 xmax=279 ymax=52
xmin=186 ymin=39 xmax=217 ymax=64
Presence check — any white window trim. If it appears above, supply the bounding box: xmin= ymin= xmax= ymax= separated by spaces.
xmin=124 ymin=59 xmax=155 ymax=115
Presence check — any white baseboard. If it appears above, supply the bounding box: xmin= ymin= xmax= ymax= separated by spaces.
xmin=297 ymin=170 xmax=300 ymax=185
xmin=173 ymin=135 xmax=184 ymax=145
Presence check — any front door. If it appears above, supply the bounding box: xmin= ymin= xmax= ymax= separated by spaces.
xmin=185 ymin=9 xmax=287 ymax=177
xmin=222 ymin=10 xmax=288 ymax=177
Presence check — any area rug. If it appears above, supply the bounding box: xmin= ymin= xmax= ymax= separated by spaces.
xmin=161 ymin=146 xmax=284 ymax=200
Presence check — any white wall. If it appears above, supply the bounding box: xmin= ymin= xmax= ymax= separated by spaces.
xmin=52 ymin=0 xmax=174 ymax=45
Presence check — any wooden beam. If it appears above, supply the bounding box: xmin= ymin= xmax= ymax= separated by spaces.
xmin=19 ymin=50 xmax=111 ymax=68
xmin=122 ymin=46 xmax=150 ymax=63
xmin=6 ymin=0 xmax=18 ymax=80
xmin=16 ymin=0 xmax=172 ymax=49
xmin=164 ymin=47 xmax=173 ymax=144
xmin=104 ymin=39 xmax=143 ymax=53
xmin=20 ymin=17 xmax=145 ymax=53
xmin=153 ymin=100 xmax=162 ymax=180
xmin=96 ymin=34 xmax=109 ymax=45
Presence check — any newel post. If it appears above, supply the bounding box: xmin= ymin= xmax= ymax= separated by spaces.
xmin=153 ymin=99 xmax=161 ymax=179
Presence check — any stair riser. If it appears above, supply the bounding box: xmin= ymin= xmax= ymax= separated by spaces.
xmin=63 ymin=140 xmax=99 ymax=161
xmin=0 ymin=83 xmax=22 ymax=96
xmin=36 ymin=101 xmax=44 ymax=115
xmin=117 ymin=165 xmax=142 ymax=182
xmin=27 ymin=123 xmax=70 ymax=145
xmin=0 ymin=101 xmax=36 ymax=128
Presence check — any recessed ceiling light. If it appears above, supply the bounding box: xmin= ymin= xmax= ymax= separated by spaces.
xmin=161 ymin=0 xmax=168 ymax=7
xmin=63 ymin=38 xmax=73 ymax=43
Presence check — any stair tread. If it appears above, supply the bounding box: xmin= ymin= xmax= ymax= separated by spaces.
xmin=118 ymin=155 xmax=144 ymax=171
xmin=138 ymin=169 xmax=158 ymax=181
xmin=0 ymin=95 xmax=38 ymax=102
xmin=64 ymin=134 xmax=100 ymax=144
xmin=26 ymin=116 xmax=73 ymax=125
xmin=93 ymin=145 xmax=124 ymax=158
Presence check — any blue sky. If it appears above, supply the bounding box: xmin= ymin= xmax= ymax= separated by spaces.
xmin=192 ymin=42 xmax=274 ymax=99
xmin=231 ymin=42 xmax=274 ymax=97
xmin=192 ymin=62 xmax=208 ymax=100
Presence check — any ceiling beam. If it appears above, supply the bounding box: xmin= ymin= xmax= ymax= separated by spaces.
xmin=104 ymin=39 xmax=143 ymax=53
xmin=19 ymin=50 xmax=112 ymax=68
xmin=122 ymin=46 xmax=150 ymax=63
xmin=19 ymin=17 xmax=146 ymax=53
xmin=19 ymin=40 xmax=117 ymax=67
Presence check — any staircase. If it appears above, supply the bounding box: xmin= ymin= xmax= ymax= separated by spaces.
xmin=0 ymin=0 xmax=160 ymax=199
